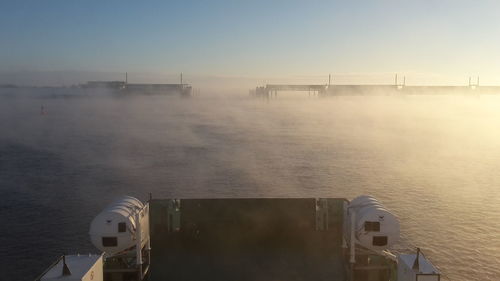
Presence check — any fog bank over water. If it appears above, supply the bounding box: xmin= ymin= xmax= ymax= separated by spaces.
xmin=1 ymin=89 xmax=499 ymax=281
xmin=2 ymin=71 xmax=495 ymax=93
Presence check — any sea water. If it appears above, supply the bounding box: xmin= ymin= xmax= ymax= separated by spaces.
xmin=1 ymin=89 xmax=499 ymax=281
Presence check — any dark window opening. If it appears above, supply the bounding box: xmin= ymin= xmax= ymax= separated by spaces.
xmin=118 ymin=222 xmax=126 ymax=233
xmin=364 ymin=221 xmax=380 ymax=232
xmin=102 ymin=237 xmax=118 ymax=247
xmin=373 ymin=236 xmax=388 ymax=246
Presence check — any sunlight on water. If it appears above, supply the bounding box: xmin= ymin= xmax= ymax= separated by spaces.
xmin=1 ymin=90 xmax=499 ymax=280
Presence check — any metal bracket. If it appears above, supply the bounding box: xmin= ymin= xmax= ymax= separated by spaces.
xmin=315 ymin=198 xmax=329 ymax=231
xmin=167 ymin=199 xmax=181 ymax=232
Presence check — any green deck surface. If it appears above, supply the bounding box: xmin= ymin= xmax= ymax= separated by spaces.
xmin=149 ymin=198 xmax=347 ymax=281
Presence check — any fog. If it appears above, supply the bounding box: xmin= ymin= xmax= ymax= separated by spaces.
xmin=1 ymin=88 xmax=500 ymax=280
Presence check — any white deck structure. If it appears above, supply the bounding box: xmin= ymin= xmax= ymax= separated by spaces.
xmin=398 ymin=252 xmax=440 ymax=281
xmin=40 ymin=254 xmax=103 ymax=281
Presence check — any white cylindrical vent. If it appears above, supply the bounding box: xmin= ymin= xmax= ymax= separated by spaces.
xmin=89 ymin=196 xmax=148 ymax=256
xmin=348 ymin=195 xmax=400 ymax=251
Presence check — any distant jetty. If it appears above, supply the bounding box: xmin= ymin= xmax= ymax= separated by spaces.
xmin=79 ymin=72 xmax=192 ymax=96
xmin=81 ymin=81 xmax=192 ymax=96
xmin=250 ymin=75 xmax=498 ymax=97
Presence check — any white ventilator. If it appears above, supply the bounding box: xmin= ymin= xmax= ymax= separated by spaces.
xmin=347 ymin=195 xmax=400 ymax=251
xmin=89 ymin=196 xmax=149 ymax=256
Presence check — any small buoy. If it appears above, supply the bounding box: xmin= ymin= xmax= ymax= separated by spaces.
xmin=40 ymin=105 xmax=46 ymax=115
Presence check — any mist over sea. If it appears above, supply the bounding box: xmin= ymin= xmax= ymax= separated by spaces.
xmin=1 ymin=88 xmax=499 ymax=281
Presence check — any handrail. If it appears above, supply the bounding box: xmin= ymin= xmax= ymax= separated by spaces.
xmin=33 ymin=255 xmax=63 ymax=281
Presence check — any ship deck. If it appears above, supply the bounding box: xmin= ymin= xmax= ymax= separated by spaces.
xmin=149 ymin=198 xmax=347 ymax=281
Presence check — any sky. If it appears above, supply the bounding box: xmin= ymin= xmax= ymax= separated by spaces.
xmin=2 ymin=0 xmax=500 ymax=85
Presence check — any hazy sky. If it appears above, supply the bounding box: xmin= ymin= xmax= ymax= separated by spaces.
xmin=2 ymin=0 xmax=500 ymax=84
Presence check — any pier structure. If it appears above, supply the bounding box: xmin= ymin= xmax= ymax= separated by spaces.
xmin=125 ymin=83 xmax=191 ymax=96
xmin=252 ymin=84 xmax=328 ymax=98
xmin=81 ymin=73 xmax=192 ymax=96
xmin=251 ymin=75 xmax=500 ymax=97
xmin=82 ymin=81 xmax=126 ymax=89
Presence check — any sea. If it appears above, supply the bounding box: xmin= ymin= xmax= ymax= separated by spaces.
xmin=0 ymin=88 xmax=499 ymax=281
